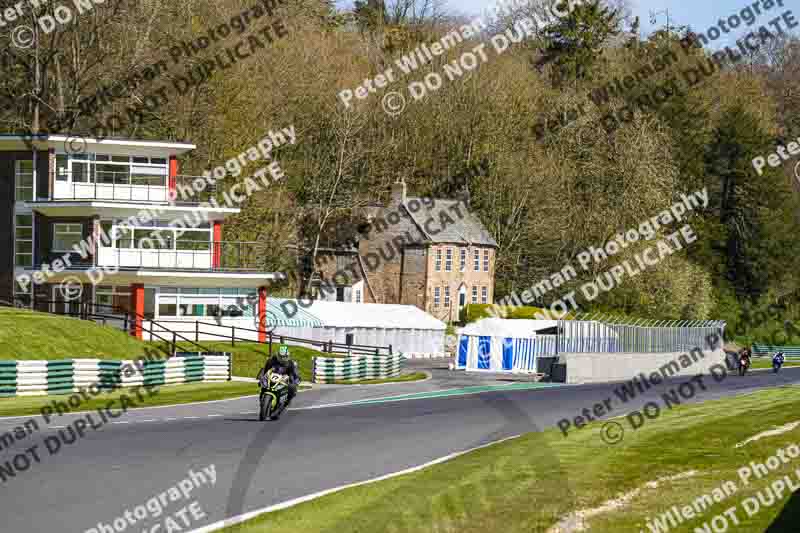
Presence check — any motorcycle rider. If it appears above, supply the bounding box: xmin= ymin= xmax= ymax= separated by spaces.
xmin=257 ymin=345 xmax=301 ymax=403
xmin=773 ymin=351 xmax=786 ymax=372
xmin=739 ymin=347 xmax=752 ymax=375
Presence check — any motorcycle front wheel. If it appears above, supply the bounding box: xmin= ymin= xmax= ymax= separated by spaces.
xmin=259 ymin=392 xmax=271 ymax=421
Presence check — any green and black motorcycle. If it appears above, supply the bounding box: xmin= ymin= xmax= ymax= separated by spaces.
xmin=259 ymin=368 xmax=291 ymax=421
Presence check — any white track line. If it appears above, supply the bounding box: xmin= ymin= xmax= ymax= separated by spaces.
xmin=190 ymin=434 xmax=522 ymax=533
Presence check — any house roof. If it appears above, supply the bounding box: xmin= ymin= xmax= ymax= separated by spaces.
xmin=402 ymin=197 xmax=498 ymax=247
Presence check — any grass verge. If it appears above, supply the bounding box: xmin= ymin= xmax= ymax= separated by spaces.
xmin=223 ymin=386 xmax=800 ymax=533
xmin=751 ymin=358 xmax=800 ymax=370
xmin=0 ymin=381 xmax=258 ymax=418
xmin=0 ymin=307 xmax=149 ymax=359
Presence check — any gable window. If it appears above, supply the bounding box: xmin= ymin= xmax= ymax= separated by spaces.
xmin=471 ymin=285 xmax=478 ymax=304
xmin=15 ymin=160 xmax=34 ymax=201
xmin=473 ymin=249 xmax=480 ymax=271
xmin=435 ymin=249 xmax=442 ymax=271
xmin=15 ymin=214 xmax=33 ymax=267
xmin=445 ymin=248 xmax=452 ymax=272
xmin=481 ymin=286 xmax=488 ymax=304
xmin=53 ymin=223 xmax=83 ymax=252
xmin=444 ymin=286 xmax=450 ymax=307
xmin=434 ymin=287 xmax=441 ymax=308
xmin=483 ymin=250 xmax=490 ymax=272
xmin=460 ymin=248 xmax=466 ymax=272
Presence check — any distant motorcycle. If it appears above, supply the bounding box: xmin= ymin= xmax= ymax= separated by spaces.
xmin=739 ymin=354 xmax=751 ymax=376
xmin=259 ymin=369 xmax=291 ymax=421
xmin=773 ymin=352 xmax=785 ymax=373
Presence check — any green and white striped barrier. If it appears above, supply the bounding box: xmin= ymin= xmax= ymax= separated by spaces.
xmin=0 ymin=354 xmax=231 ymax=397
xmin=312 ymin=354 xmax=404 ymax=383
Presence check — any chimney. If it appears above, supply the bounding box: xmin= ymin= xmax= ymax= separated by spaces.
xmin=391 ymin=179 xmax=407 ymax=205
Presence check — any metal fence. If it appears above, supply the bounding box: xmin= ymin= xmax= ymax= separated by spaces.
xmin=556 ymin=314 xmax=726 ymax=354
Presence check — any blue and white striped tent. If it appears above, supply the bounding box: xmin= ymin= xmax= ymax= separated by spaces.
xmin=456 ymin=318 xmax=559 ymax=373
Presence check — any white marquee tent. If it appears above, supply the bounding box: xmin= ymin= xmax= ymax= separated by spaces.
xmin=456 ymin=318 xmax=560 ymax=372
xmin=267 ymin=299 xmax=446 ymax=355
xmin=456 ymin=318 xmax=622 ymax=372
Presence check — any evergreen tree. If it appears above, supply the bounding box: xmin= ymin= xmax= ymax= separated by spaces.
xmin=537 ymin=0 xmax=621 ymax=88
xmin=705 ymin=106 xmax=781 ymax=300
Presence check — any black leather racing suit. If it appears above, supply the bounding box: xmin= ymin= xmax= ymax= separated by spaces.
xmin=257 ymin=356 xmax=301 ymax=401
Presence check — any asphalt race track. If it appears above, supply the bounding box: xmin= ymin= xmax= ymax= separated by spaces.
xmin=1 ymin=366 xmax=798 ymax=533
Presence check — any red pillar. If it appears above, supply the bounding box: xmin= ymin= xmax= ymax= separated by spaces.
xmin=258 ymin=286 xmax=268 ymax=343
xmin=130 ymin=283 xmax=145 ymax=339
xmin=212 ymin=221 xmax=222 ymax=268
xmin=169 ymin=156 xmax=179 ymax=200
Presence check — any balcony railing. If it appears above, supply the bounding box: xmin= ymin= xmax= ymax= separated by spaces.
xmin=40 ymin=171 xmax=217 ymax=205
xmin=96 ymin=241 xmax=269 ymax=271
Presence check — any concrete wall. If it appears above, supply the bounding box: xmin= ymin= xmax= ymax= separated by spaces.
xmin=562 ymin=349 xmax=728 ymax=385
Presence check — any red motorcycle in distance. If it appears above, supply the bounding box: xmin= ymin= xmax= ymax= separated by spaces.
xmin=738 ymin=351 xmax=752 ymax=376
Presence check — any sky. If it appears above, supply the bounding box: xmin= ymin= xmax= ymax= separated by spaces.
xmin=336 ymin=0 xmax=795 ymax=49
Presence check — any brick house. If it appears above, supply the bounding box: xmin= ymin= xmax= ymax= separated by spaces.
xmin=299 ymin=180 xmax=497 ymax=323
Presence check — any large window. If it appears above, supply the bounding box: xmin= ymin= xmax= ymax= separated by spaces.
xmin=481 ymin=286 xmax=488 ymax=304
xmin=444 ymin=286 xmax=450 ymax=307
xmin=56 ymin=153 xmax=167 ymax=187
xmin=445 ymin=248 xmax=452 ymax=272
xmin=483 ymin=250 xmax=490 ymax=272
xmin=176 ymin=231 xmax=209 ymax=250
xmin=13 ymin=278 xmax=32 ymax=306
xmin=471 ymin=286 xmax=478 ymax=304
xmin=53 ymin=223 xmax=83 ymax=252
xmin=100 ymin=221 xmax=209 ymax=251
xmin=156 ymin=288 xmax=257 ymax=319
xmin=460 ymin=248 xmax=466 ymax=272
xmin=15 ymin=160 xmax=33 ymax=201
xmin=95 ymin=286 xmax=131 ymax=314
xmin=435 ymin=249 xmax=442 ymax=272
xmin=433 ymin=287 xmax=440 ymax=308
xmin=473 ymin=249 xmax=480 ymax=271
xmin=14 ymin=214 xmax=33 ymax=267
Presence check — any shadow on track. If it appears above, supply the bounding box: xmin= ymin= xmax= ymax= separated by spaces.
xmin=766 ymin=490 xmax=800 ymax=532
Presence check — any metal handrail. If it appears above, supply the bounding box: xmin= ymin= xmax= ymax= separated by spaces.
xmin=153 ymin=319 xmax=392 ymax=355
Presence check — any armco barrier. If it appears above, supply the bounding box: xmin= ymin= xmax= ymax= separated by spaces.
xmin=312 ymin=354 xmax=404 ymax=383
xmin=0 ymin=354 xmax=231 ymax=397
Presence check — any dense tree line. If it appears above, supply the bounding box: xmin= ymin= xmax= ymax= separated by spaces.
xmin=2 ymin=0 xmax=799 ymax=340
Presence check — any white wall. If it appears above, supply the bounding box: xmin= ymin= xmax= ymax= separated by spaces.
xmin=562 ymin=349 xmax=728 ymax=385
